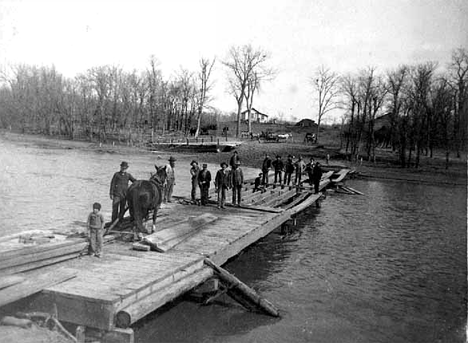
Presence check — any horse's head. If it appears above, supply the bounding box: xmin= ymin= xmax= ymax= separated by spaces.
xmin=150 ymin=165 xmax=167 ymax=186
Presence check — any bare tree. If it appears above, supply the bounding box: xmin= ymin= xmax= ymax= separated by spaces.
xmin=223 ymin=44 xmax=272 ymax=137
xmin=194 ymin=57 xmax=215 ymax=138
xmin=311 ymin=65 xmax=340 ymax=143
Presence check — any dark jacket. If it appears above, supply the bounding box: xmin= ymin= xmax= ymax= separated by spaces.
xmin=312 ymin=164 xmax=323 ymax=181
xmin=229 ymin=154 xmax=240 ymax=168
xmin=284 ymin=159 xmax=295 ymax=173
xmin=230 ymin=167 xmax=244 ymax=187
xmin=262 ymin=157 xmax=272 ymax=171
xmin=198 ymin=169 xmax=212 ymax=187
xmin=272 ymin=159 xmax=284 ymax=172
xmin=110 ymin=172 xmax=136 ymax=197
xmin=215 ymin=169 xmax=230 ymax=189
xmin=190 ymin=165 xmax=200 ymax=183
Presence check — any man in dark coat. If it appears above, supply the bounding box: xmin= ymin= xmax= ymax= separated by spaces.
xmin=230 ymin=161 xmax=244 ymax=206
xmin=311 ymin=161 xmax=323 ymax=194
xmin=110 ymin=161 xmax=136 ymax=222
xmin=229 ymin=151 xmax=240 ymax=169
xmin=284 ymin=155 xmax=294 ymax=185
xmin=271 ymin=155 xmax=284 ymax=185
xmin=215 ymin=162 xmax=230 ymax=209
xmin=261 ymin=153 xmax=272 ymax=186
xmin=198 ymin=163 xmax=212 ymax=206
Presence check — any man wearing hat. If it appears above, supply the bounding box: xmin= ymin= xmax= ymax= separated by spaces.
xmin=189 ymin=160 xmax=200 ymax=204
xmin=110 ymin=161 xmax=136 ymax=222
xmin=284 ymin=154 xmax=294 ymax=186
xmin=230 ymin=160 xmax=244 ymax=206
xmin=271 ymin=155 xmax=284 ymax=185
xmin=198 ymin=163 xmax=211 ymax=206
xmin=229 ymin=150 xmax=240 ymax=169
xmin=215 ymin=162 xmax=230 ymax=209
xmin=164 ymin=156 xmax=176 ymax=203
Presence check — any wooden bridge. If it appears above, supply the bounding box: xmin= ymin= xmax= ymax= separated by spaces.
xmin=0 ymin=170 xmax=352 ymax=343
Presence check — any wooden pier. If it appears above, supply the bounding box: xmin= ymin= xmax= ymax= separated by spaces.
xmin=0 ymin=170 xmax=348 ymax=342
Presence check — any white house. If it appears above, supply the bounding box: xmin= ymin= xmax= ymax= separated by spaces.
xmin=241 ymin=108 xmax=269 ymax=123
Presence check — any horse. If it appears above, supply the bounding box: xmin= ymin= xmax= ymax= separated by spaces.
xmin=304 ymin=132 xmax=316 ymax=144
xmin=126 ymin=165 xmax=167 ymax=240
xmin=277 ymin=133 xmax=293 ymax=141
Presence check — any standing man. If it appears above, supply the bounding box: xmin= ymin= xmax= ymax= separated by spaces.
xmin=312 ymin=161 xmax=323 ymax=194
xmin=110 ymin=161 xmax=136 ymax=223
xmin=272 ymin=155 xmax=284 ymax=185
xmin=229 ymin=150 xmax=240 ymax=169
xmin=189 ymin=160 xmax=200 ymax=204
xmin=230 ymin=161 xmax=244 ymax=207
xmin=261 ymin=153 xmax=272 ymax=186
xmin=198 ymin=163 xmax=212 ymax=206
xmin=164 ymin=156 xmax=176 ymax=203
xmin=215 ymin=162 xmax=230 ymax=209
xmin=294 ymin=155 xmax=306 ymax=185
xmin=284 ymin=155 xmax=294 ymax=186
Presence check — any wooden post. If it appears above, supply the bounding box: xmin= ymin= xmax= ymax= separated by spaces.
xmin=204 ymin=259 xmax=279 ymax=317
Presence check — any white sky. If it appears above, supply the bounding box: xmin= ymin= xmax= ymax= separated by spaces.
xmin=0 ymin=0 xmax=467 ymax=122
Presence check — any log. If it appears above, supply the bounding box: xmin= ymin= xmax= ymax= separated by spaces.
xmin=143 ymin=213 xmax=218 ymax=252
xmin=132 ymin=243 xmax=150 ymax=251
xmin=0 ymin=316 xmax=33 ymax=329
xmin=204 ymin=259 xmax=279 ymax=317
xmin=0 ymin=267 xmax=77 ymax=307
xmin=345 ymin=186 xmax=365 ymax=195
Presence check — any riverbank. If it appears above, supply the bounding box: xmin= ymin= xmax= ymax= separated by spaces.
xmin=2 ymin=130 xmax=465 ymax=186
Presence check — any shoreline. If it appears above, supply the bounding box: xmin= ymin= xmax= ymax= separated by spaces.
xmin=1 ymin=130 xmax=466 ymax=186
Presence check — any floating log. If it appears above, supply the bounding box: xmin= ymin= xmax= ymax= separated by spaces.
xmin=204 ymin=259 xmax=279 ymax=317
xmin=0 ymin=267 xmax=77 ymax=307
xmin=143 ymin=213 xmax=218 ymax=252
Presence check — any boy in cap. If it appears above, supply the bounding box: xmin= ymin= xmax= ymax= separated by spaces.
xmin=230 ymin=160 xmax=244 ymax=206
xmin=110 ymin=161 xmax=136 ymax=222
xmin=164 ymin=156 xmax=176 ymax=203
xmin=198 ymin=163 xmax=212 ymax=206
xmin=87 ymin=202 xmax=105 ymax=257
xmin=215 ymin=162 xmax=230 ymax=209
xmin=190 ymin=160 xmax=200 ymax=204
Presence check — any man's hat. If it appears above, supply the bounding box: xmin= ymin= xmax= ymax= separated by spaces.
xmin=168 ymin=156 xmax=176 ymax=162
xmin=190 ymin=160 xmax=198 ymax=165
xmin=220 ymin=162 xmax=228 ymax=167
xmin=120 ymin=161 xmax=129 ymax=168
xmin=259 ymin=172 xmax=263 ymax=176
xmin=233 ymin=150 xmax=238 ymax=154
xmin=202 ymin=163 xmax=208 ymax=168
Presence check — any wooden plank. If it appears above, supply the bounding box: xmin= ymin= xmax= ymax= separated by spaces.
xmin=115 ymin=266 xmax=214 ymax=328
xmin=0 ymin=267 xmax=77 ymax=307
xmin=286 ymin=194 xmax=322 ymax=216
xmin=1 ymin=251 xmax=81 ymax=275
xmin=0 ymin=238 xmax=84 ymax=262
xmin=0 ymin=275 xmax=25 ymax=290
xmin=281 ymin=192 xmax=309 ymax=210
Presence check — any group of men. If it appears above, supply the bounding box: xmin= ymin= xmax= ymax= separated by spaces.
xmin=259 ymin=153 xmax=323 ymax=194
xmin=190 ymin=150 xmax=244 ymax=209
xmin=108 ymin=150 xmax=324 ymax=222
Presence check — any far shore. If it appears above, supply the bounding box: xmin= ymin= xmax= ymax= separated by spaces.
xmin=1 ymin=130 xmax=466 ymax=186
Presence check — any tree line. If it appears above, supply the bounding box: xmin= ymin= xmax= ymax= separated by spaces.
xmin=312 ymin=48 xmax=467 ymax=169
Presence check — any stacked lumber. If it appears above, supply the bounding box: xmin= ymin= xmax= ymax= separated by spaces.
xmin=143 ymin=213 xmax=218 ymax=252
xmin=0 ymin=235 xmax=115 ymax=275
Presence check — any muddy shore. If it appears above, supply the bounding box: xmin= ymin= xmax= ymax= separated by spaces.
xmin=2 ymin=131 xmax=466 ymax=186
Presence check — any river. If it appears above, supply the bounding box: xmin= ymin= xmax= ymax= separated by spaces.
xmin=0 ymin=136 xmax=466 ymax=343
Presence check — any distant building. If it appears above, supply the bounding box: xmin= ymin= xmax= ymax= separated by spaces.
xmin=241 ymin=108 xmax=269 ymax=123
xmin=295 ymin=118 xmax=317 ymax=128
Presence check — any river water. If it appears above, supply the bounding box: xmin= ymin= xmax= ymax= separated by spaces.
xmin=0 ymin=136 xmax=466 ymax=343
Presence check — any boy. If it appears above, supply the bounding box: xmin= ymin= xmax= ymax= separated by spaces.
xmin=253 ymin=173 xmax=264 ymax=192
xmin=87 ymin=202 xmax=105 ymax=258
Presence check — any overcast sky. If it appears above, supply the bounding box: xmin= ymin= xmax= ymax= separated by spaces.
xmin=0 ymin=0 xmax=467 ymax=122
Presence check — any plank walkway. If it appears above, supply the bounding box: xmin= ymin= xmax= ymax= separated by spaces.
xmin=29 ymin=169 xmax=345 ymax=332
